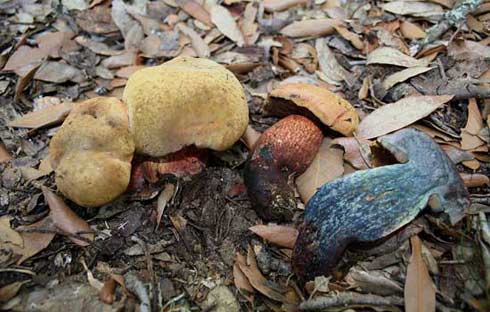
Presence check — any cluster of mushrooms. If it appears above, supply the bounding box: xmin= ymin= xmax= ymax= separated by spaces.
xmin=49 ymin=56 xmax=469 ymax=280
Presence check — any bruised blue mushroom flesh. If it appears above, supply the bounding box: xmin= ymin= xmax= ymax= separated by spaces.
xmin=292 ymin=128 xmax=470 ymax=280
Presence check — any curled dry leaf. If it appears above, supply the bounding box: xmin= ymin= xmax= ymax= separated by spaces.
xmin=316 ymin=38 xmax=354 ymax=86
xmin=267 ymin=83 xmax=359 ymax=136
xmin=333 ymin=25 xmax=364 ymax=50
xmin=0 ymin=216 xmax=23 ymax=248
xmin=382 ymin=67 xmax=432 ymax=91
xmin=404 ymin=236 xmax=436 ymax=312
xmin=280 ymin=19 xmax=342 ymax=38
xmin=7 ymin=101 xmax=73 ymax=129
xmin=296 ymin=138 xmax=345 ymax=204
xmin=210 ymin=5 xmax=244 ymax=47
xmin=461 ymin=99 xmax=485 ymax=151
xmin=42 ymin=186 xmax=94 ymax=246
xmin=237 ymin=246 xmax=287 ymax=302
xmin=357 ymin=95 xmax=453 ymax=139
xmin=75 ymin=36 xmax=122 ymax=56
xmin=332 ymin=137 xmax=373 ymax=170
xmin=0 ymin=280 xmax=29 ymax=303
xmin=460 ymin=173 xmax=490 ymax=188
xmin=263 ymin=0 xmax=308 ymax=12
xmin=249 ymin=224 xmax=299 ymax=249
xmin=156 ymin=183 xmax=176 ymax=229
xmin=239 ymin=2 xmax=259 ymax=46
xmin=367 ymin=47 xmax=429 ymax=68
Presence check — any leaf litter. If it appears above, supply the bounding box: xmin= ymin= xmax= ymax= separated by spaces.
xmin=0 ymin=0 xmax=489 ymax=310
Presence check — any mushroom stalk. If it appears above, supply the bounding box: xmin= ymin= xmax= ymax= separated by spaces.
xmin=244 ymin=115 xmax=323 ymax=221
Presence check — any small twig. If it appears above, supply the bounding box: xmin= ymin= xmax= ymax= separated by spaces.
xmin=0 ymin=268 xmax=36 ymax=275
xmin=299 ymin=292 xmax=403 ymax=310
xmin=161 ymin=292 xmax=186 ymax=311
xmin=132 ymin=236 xmax=157 ymax=312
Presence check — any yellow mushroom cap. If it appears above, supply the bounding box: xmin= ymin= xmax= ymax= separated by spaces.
xmin=49 ymin=97 xmax=135 ymax=207
xmin=123 ymin=57 xmax=249 ymax=157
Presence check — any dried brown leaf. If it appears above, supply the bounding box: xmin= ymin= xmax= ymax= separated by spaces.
xmin=263 ymin=0 xmax=308 ymax=12
xmin=460 ymin=173 xmax=490 ymax=188
xmin=76 ymin=4 xmax=119 ymax=34
xmin=239 ymin=2 xmax=259 ymax=45
xmin=332 ymin=137 xmax=373 ymax=170
xmin=234 ymin=252 xmax=255 ymax=295
xmin=238 ymin=246 xmax=287 ymax=302
xmin=99 ymin=278 xmax=116 ymax=304
xmin=7 ymin=101 xmax=73 ymax=129
xmin=156 ymin=183 xmax=175 ymax=229
xmin=382 ymin=67 xmax=432 ymax=91
xmin=42 ymin=187 xmax=94 ymax=247
xmin=357 ymin=95 xmax=453 ymax=139
xmin=75 ymin=36 xmax=122 ymax=56
xmin=36 ymin=31 xmax=77 ymax=58
xmin=333 ymin=25 xmax=364 ymax=50
xmin=241 ymin=125 xmax=261 ymax=150
xmin=461 ymin=99 xmax=485 ymax=150
xmin=0 ymin=141 xmax=12 ymax=163
xmin=280 ymin=19 xmax=342 ymax=38
xmin=367 ymin=47 xmax=429 ymax=67
xmin=102 ymin=50 xmax=138 ymax=69
xmin=0 ymin=280 xmax=29 ymax=303
xmin=404 ymin=236 xmax=436 ymax=312
xmin=296 ymin=138 xmax=344 ymax=203
xmin=382 ymin=1 xmax=443 ymax=17
xmin=210 ymin=5 xmax=244 ymax=47
xmin=116 ymin=65 xmax=145 ymax=78
xmin=2 ymin=46 xmax=46 ymax=72
xmin=249 ymin=224 xmax=298 ymax=249
xmin=176 ymin=23 xmax=210 ymax=58
xmin=11 ymin=216 xmax=55 ymax=265
xmin=34 ymin=61 xmax=84 ymax=83
xmin=316 ymin=38 xmax=354 ymax=86
xmin=400 ymin=21 xmax=426 ymax=40
xmin=176 ymin=0 xmax=212 ymax=26
xmin=0 ymin=216 xmax=23 ymax=248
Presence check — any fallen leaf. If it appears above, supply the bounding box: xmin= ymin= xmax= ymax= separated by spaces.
xmin=7 ymin=101 xmax=73 ymax=129
xmin=332 ymin=137 xmax=373 ymax=170
xmin=462 ymin=159 xmax=481 ymax=170
xmin=249 ymin=224 xmax=298 ymax=249
xmin=34 ymin=61 xmax=85 ymax=83
xmin=0 ymin=141 xmax=12 ymax=163
xmin=210 ymin=5 xmax=244 ymax=47
xmin=0 ymin=280 xmax=29 ymax=303
xmin=176 ymin=23 xmax=210 ymax=58
xmin=169 ymin=215 xmax=187 ymax=232
xmin=280 ymin=19 xmax=342 ymax=38
xmin=382 ymin=1 xmax=443 ymax=17
xmin=36 ymin=31 xmax=77 ymax=58
xmin=14 ymin=63 xmax=41 ymax=102
xmin=404 ymin=236 xmax=436 ymax=312
xmin=333 ymin=25 xmax=364 ymax=50
xmin=357 ymin=95 xmax=453 ymax=139
xmin=367 ymin=47 xmax=429 ymax=68
xmin=316 ymin=38 xmax=354 ymax=86
xmin=263 ymin=0 xmax=308 ymax=12
xmin=382 ymin=67 xmax=432 ymax=91
xmin=75 ymin=36 xmax=122 ymax=56
xmin=176 ymin=0 xmax=212 ymax=26
xmin=2 ymin=46 xmax=46 ymax=72
xmin=11 ymin=216 xmax=55 ymax=264
xmin=448 ymin=40 xmax=490 ymax=60
xmin=0 ymin=216 xmax=23 ymax=248
xmin=234 ymin=253 xmax=255 ymax=296
xmin=99 ymin=278 xmax=116 ymax=304
xmin=267 ymin=83 xmax=359 ymax=136
xmin=460 ymin=173 xmax=490 ymax=188
xmin=156 ymin=183 xmax=175 ymax=229
xmin=461 ymin=99 xmax=485 ymax=150
xmin=76 ymin=4 xmax=119 ymax=34
xmin=111 ymin=0 xmax=139 ymax=37
xmin=442 ymin=145 xmax=474 ymax=164
xmin=239 ymin=2 xmax=259 ymax=45
xmin=400 ymin=21 xmax=426 ymax=40
xmin=42 ymin=186 xmax=94 ymax=246
xmin=241 ymin=125 xmax=261 ymax=150
xmin=237 ymin=246 xmax=287 ymax=302
xmin=102 ymin=50 xmax=138 ymax=69
xmin=296 ymin=138 xmax=344 ymax=203
xmin=116 ymin=65 xmax=145 ymax=78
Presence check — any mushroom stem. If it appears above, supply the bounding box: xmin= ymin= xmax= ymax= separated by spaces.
xmin=244 ymin=115 xmax=323 ymax=221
